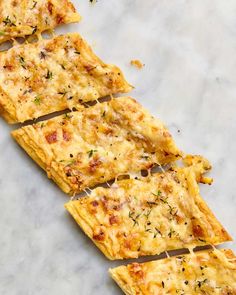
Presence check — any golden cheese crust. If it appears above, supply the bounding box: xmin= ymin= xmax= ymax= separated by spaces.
xmin=12 ymin=97 xmax=181 ymax=194
xmin=0 ymin=0 xmax=80 ymax=43
xmin=64 ymin=155 xmax=231 ymax=260
xmin=110 ymin=248 xmax=236 ymax=295
xmin=0 ymin=33 xmax=132 ymax=123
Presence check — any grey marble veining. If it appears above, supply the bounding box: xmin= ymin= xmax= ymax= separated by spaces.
xmin=0 ymin=0 xmax=236 ymax=294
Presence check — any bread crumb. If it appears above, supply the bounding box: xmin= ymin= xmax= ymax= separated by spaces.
xmin=130 ymin=59 xmax=144 ymax=69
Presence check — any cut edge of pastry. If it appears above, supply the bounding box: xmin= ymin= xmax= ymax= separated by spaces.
xmin=64 ymin=201 xmax=116 ymax=260
xmin=11 ymin=127 xmax=73 ymax=194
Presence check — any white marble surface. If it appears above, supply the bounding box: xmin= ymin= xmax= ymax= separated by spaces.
xmin=1 ymin=0 xmax=236 ymax=294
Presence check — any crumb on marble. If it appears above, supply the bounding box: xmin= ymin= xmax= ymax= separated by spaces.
xmin=89 ymin=0 xmax=97 ymax=4
xmin=130 ymin=59 xmax=144 ymax=69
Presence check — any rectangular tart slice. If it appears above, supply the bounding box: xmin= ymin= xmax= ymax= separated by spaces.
xmin=65 ymin=155 xmax=231 ymax=259
xmin=109 ymin=248 xmax=236 ymax=294
xmin=0 ymin=0 xmax=80 ymax=44
xmin=0 ymin=33 xmax=132 ymax=123
xmin=12 ymin=97 xmax=181 ymax=194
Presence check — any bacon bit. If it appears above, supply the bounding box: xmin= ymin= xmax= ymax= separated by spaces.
xmin=130 ymin=59 xmax=144 ymax=69
xmin=192 ymin=224 xmax=204 ymax=237
xmin=104 ymin=127 xmax=114 ymax=135
xmin=129 ymin=263 xmax=144 ymax=279
xmin=3 ymin=63 xmax=14 ymax=71
xmin=124 ymin=239 xmax=132 ymax=249
xmin=45 ymin=131 xmax=57 ymax=144
xmin=56 ymin=14 xmax=64 ymax=24
xmin=101 ymin=196 xmax=109 ymax=211
xmin=63 ymin=130 xmax=71 ymax=142
xmin=12 ymin=0 xmax=17 ymax=6
xmin=109 ymin=215 xmax=119 ymax=225
xmin=84 ymin=64 xmax=96 ymax=72
xmin=93 ymin=228 xmax=105 ymax=241
xmin=47 ymin=2 xmax=53 ymax=14
xmin=91 ymin=200 xmax=99 ymax=207
xmin=89 ymin=158 xmax=102 ymax=173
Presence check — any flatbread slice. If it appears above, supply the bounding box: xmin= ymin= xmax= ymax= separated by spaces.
xmin=0 ymin=0 xmax=80 ymax=44
xmin=109 ymin=248 xmax=236 ymax=294
xmin=0 ymin=33 xmax=132 ymax=123
xmin=65 ymin=155 xmax=231 ymax=259
xmin=12 ymin=97 xmax=181 ymax=194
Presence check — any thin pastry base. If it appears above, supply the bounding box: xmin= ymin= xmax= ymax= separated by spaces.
xmin=109 ymin=248 xmax=236 ymax=295
xmin=12 ymin=97 xmax=181 ymax=194
xmin=65 ymin=155 xmax=231 ymax=260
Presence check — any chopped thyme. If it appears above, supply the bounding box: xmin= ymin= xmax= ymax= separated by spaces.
xmin=168 ymin=228 xmax=176 ymax=238
xmin=58 ymin=91 xmax=67 ymax=97
xmin=198 ymin=238 xmax=206 ymax=243
xmin=61 ymin=64 xmax=66 ymax=70
xmin=31 ymin=1 xmax=38 ymax=9
xmin=152 ymin=190 xmax=162 ymax=197
xmin=31 ymin=26 xmax=37 ymax=34
xmin=144 ymin=208 xmax=152 ymax=218
xmin=33 ymin=95 xmax=41 ymax=105
xmin=153 ymin=227 xmax=162 ymax=238
xmin=40 ymin=51 xmax=47 ymax=59
xmin=19 ymin=56 xmax=26 ymax=69
xmin=3 ymin=16 xmax=16 ymax=27
xmin=87 ymin=149 xmax=97 ymax=158
xmin=128 ymin=211 xmax=141 ymax=226
xmin=184 ymin=281 xmax=188 ymax=285
xmin=74 ymin=51 xmax=81 ymax=55
xmin=196 ymin=279 xmax=208 ymax=288
xmin=63 ymin=113 xmax=73 ymax=119
xmin=45 ymin=70 xmax=53 ymax=80
xmin=161 ymin=281 xmax=165 ymax=288
xmin=0 ymin=31 xmax=5 ymax=36
xmin=102 ymin=110 xmax=106 ymax=117
xmin=141 ymin=155 xmax=150 ymax=160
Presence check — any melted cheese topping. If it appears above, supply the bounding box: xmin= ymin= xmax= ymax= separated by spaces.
xmin=110 ymin=249 xmax=236 ymax=295
xmin=0 ymin=0 xmax=80 ymax=43
xmin=65 ymin=156 xmax=231 ymax=260
xmin=0 ymin=33 xmax=132 ymax=123
xmin=12 ymin=97 xmax=181 ymax=195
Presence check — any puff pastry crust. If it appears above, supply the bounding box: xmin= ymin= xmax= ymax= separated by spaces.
xmin=12 ymin=97 xmax=181 ymax=194
xmin=65 ymin=155 xmax=231 ymax=260
xmin=0 ymin=33 xmax=132 ymax=123
xmin=0 ymin=0 xmax=80 ymax=44
xmin=110 ymin=248 xmax=236 ymax=295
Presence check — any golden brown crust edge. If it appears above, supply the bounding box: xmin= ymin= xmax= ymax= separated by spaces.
xmin=109 ymin=266 xmax=136 ymax=295
xmin=64 ymin=201 xmax=116 ymax=260
xmin=11 ymin=128 xmax=73 ymax=194
xmin=185 ymin=167 xmax=233 ymax=244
